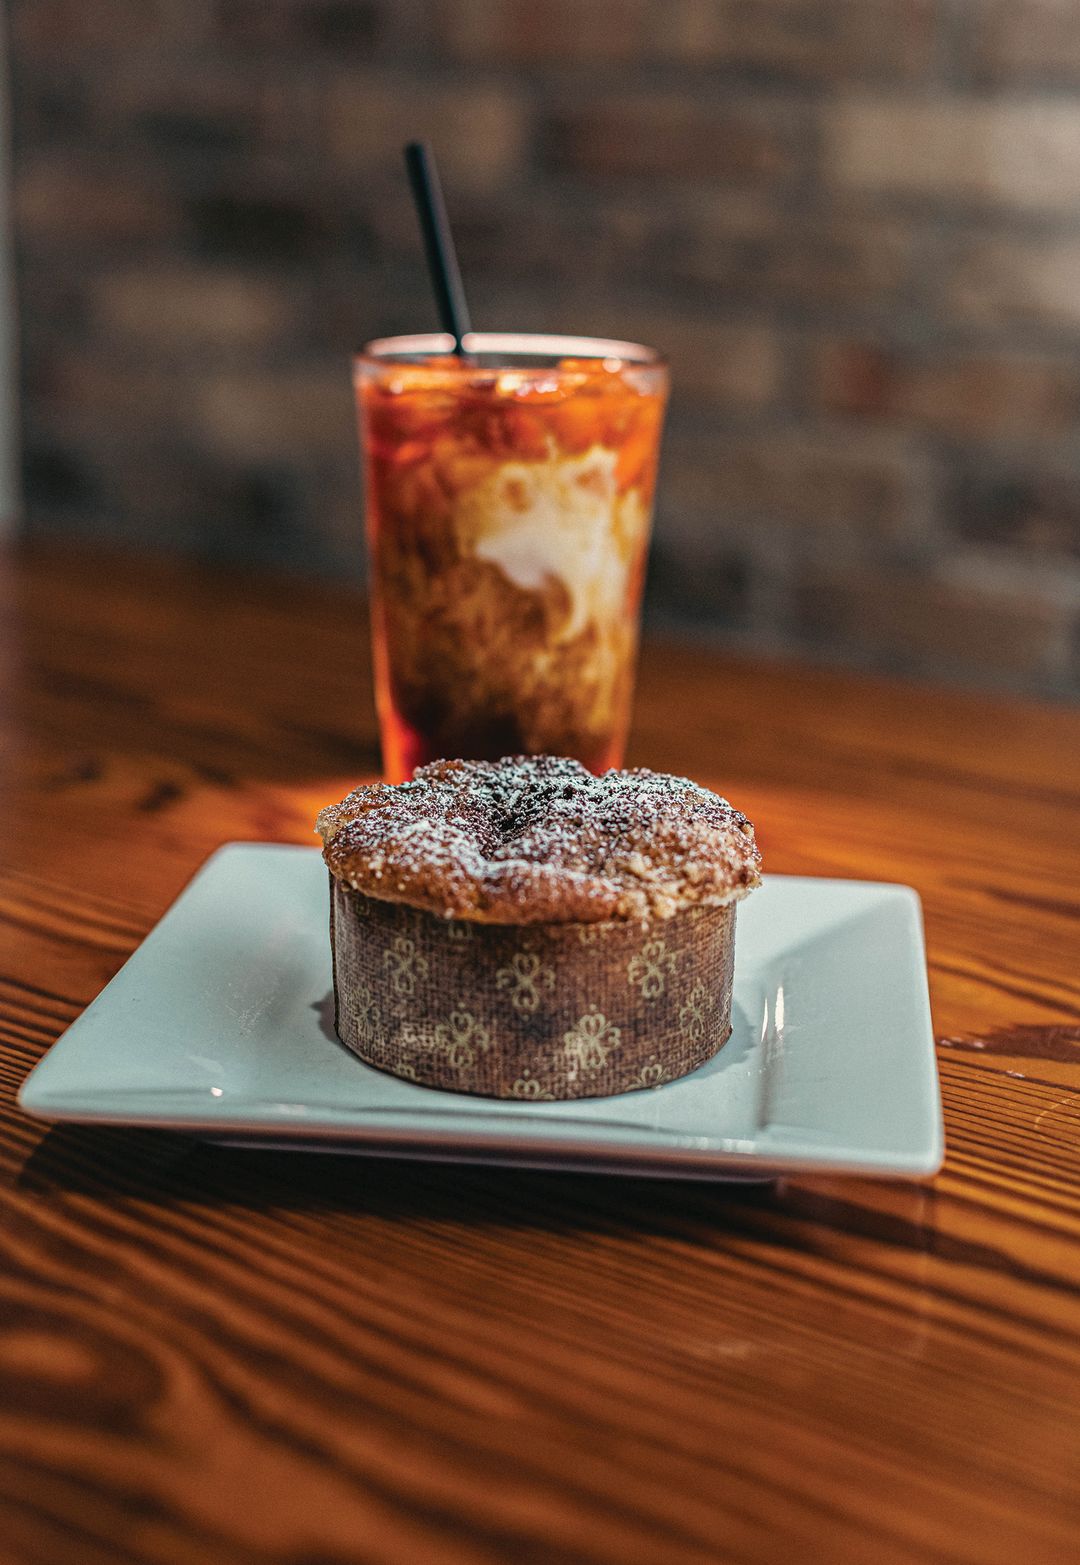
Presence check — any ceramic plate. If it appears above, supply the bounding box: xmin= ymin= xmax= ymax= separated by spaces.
xmin=19 ymin=844 xmax=943 ymax=1180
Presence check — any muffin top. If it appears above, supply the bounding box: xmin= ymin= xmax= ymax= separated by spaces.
xmin=316 ymin=755 xmax=761 ymax=924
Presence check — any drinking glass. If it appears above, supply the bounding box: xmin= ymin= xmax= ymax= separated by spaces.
xmin=354 ymin=332 xmax=668 ymax=782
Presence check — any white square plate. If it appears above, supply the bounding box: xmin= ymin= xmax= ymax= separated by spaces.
xmin=19 ymin=844 xmax=943 ymax=1180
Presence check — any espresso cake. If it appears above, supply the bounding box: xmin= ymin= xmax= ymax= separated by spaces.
xmin=316 ymin=756 xmax=761 ymax=1100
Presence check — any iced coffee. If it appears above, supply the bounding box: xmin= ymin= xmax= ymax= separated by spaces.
xmin=355 ymin=332 xmax=668 ymax=782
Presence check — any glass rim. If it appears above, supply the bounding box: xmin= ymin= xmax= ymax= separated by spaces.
xmin=354 ymin=331 xmax=667 ymax=372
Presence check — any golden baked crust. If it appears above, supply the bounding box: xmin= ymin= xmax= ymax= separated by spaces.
xmin=316 ymin=755 xmax=761 ymax=925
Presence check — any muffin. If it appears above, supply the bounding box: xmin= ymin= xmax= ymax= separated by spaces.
xmin=316 ymin=755 xmax=761 ymax=1100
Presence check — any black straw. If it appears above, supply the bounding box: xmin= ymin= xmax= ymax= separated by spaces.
xmin=404 ymin=141 xmax=472 ymax=355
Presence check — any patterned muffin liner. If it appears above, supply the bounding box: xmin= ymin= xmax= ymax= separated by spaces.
xmin=328 ymin=875 xmax=737 ymax=1100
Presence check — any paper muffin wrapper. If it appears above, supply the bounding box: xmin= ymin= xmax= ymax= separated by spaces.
xmin=329 ymin=876 xmax=737 ymax=1100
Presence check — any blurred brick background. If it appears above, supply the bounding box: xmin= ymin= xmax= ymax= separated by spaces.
xmin=8 ymin=0 xmax=1080 ymax=695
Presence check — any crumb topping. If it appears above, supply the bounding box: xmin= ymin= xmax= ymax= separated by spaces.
xmin=316 ymin=755 xmax=761 ymax=924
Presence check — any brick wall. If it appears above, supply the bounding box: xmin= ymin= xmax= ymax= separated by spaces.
xmin=8 ymin=0 xmax=1080 ymax=695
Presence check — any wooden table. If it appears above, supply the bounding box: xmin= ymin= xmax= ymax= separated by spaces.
xmin=2 ymin=542 xmax=1079 ymax=1565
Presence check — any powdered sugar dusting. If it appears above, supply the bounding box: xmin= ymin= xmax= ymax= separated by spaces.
xmin=317 ymin=756 xmax=761 ymax=925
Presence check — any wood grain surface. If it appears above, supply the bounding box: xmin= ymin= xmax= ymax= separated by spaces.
xmin=1 ymin=541 xmax=1079 ymax=1565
